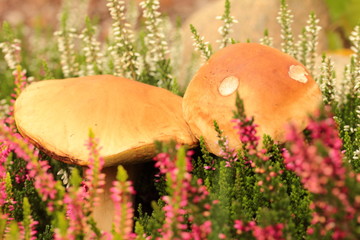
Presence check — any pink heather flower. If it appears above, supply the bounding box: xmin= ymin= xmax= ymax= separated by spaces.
xmin=252 ymin=224 xmax=284 ymax=240
xmin=184 ymin=179 xmax=212 ymax=240
xmin=154 ymin=147 xmax=200 ymax=240
xmin=0 ymin=142 xmax=16 ymax=223
xmin=219 ymin=138 xmax=238 ymax=168
xmin=5 ymin=67 xmax=29 ymax=131
xmin=110 ymin=173 xmax=136 ymax=240
xmin=63 ymin=186 xmax=91 ymax=240
xmin=234 ymin=220 xmax=284 ymax=240
xmin=0 ymin=123 xmax=59 ymax=210
xmin=58 ymin=133 xmax=109 ymax=239
xmin=283 ymin=108 xmax=357 ymax=239
xmin=283 ymin=114 xmax=346 ymax=195
xmin=204 ymin=160 xmax=216 ymax=171
xmin=82 ymin=134 xmax=106 ymax=211
xmin=23 ymin=217 xmax=39 ymax=240
xmin=0 ymin=144 xmax=10 ymax=206
xmin=27 ymin=160 xmax=58 ymax=202
xmin=232 ymin=117 xmax=259 ymax=150
xmin=218 ymin=233 xmax=227 ymax=239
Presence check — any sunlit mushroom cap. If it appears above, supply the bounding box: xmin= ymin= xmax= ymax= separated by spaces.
xmin=183 ymin=43 xmax=322 ymax=155
xmin=14 ymin=75 xmax=197 ymax=167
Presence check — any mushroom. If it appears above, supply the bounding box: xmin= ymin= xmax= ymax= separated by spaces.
xmin=14 ymin=75 xmax=197 ymax=231
xmin=182 ymin=43 xmax=323 ymax=155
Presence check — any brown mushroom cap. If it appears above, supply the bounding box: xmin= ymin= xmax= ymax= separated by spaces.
xmin=183 ymin=43 xmax=322 ymax=155
xmin=14 ymin=75 xmax=197 ymax=167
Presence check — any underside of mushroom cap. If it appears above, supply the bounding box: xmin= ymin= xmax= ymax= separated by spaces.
xmin=183 ymin=43 xmax=323 ymax=155
xmin=14 ymin=75 xmax=197 ymax=167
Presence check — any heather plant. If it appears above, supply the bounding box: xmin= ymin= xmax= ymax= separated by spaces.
xmin=0 ymin=0 xmax=360 ymax=239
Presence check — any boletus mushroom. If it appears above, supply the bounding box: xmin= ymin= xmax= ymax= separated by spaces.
xmin=14 ymin=75 xmax=197 ymax=231
xmin=183 ymin=43 xmax=323 ymax=155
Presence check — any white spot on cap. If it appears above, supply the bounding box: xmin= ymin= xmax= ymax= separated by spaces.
xmin=219 ymin=76 xmax=239 ymax=96
xmin=288 ymin=65 xmax=308 ymax=83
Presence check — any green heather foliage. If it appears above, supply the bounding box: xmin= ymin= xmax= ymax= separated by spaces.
xmin=0 ymin=0 xmax=360 ymax=239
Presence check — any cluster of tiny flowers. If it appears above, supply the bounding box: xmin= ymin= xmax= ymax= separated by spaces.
xmin=190 ymin=24 xmax=213 ymax=61
xmin=259 ymin=30 xmax=274 ymax=47
xmin=349 ymin=25 xmax=360 ymax=69
xmin=54 ymin=28 xmax=80 ymax=78
xmin=234 ymin=220 xmax=284 ymax=240
xmin=56 ymin=134 xmax=108 ymax=239
xmin=0 ymin=124 xmax=59 ymax=212
xmin=218 ymin=137 xmax=238 ymax=168
xmin=182 ymin=220 xmax=212 ymax=240
xmin=232 ymin=117 xmax=259 ymax=152
xmin=60 ymin=0 xmax=89 ymax=30
xmin=0 ymin=99 xmax=10 ymax=120
xmin=27 ymin=160 xmax=58 ymax=205
xmin=283 ymin=109 xmax=360 ymax=238
xmin=140 ymin=0 xmax=169 ymax=63
xmin=107 ymin=0 xmax=141 ymax=79
xmin=17 ymin=221 xmax=39 ymax=240
xmin=303 ymin=13 xmax=321 ymax=74
xmin=283 ymin=113 xmax=344 ymax=194
xmin=0 ymin=144 xmax=9 ymax=206
xmin=0 ymin=142 xmax=16 ymax=217
xmin=318 ymin=55 xmax=336 ymax=105
xmin=140 ymin=0 xmax=174 ymax=88
xmin=110 ymin=167 xmax=136 ymax=240
xmin=83 ymin=134 xmax=106 ymax=211
xmin=61 ymin=185 xmax=90 ymax=240
xmin=79 ymin=25 xmax=104 ymax=76
xmin=216 ymin=0 xmax=238 ymax=49
xmin=182 ymin=177 xmax=212 ymax=240
xmin=154 ymin=148 xmax=194 ymax=239
xmin=357 ymin=105 xmax=360 ymax=127
xmin=0 ymin=39 xmax=21 ymax=70
xmin=349 ymin=25 xmax=360 ymax=94
xmin=21 ymin=198 xmax=39 ymax=240
xmin=294 ymin=29 xmax=308 ymax=66
xmin=57 ymin=168 xmax=71 ymax=188
xmin=353 ymin=148 xmax=360 ymax=162
xmin=276 ymin=0 xmax=295 ymax=57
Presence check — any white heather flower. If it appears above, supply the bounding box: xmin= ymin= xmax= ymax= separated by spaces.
xmin=54 ymin=28 xmax=79 ymax=78
xmin=349 ymin=25 xmax=360 ymax=82
xmin=295 ymin=29 xmax=308 ymax=65
xmin=0 ymin=99 xmax=10 ymax=119
xmin=190 ymin=24 xmax=212 ymax=61
xmin=304 ymin=12 xmax=321 ymax=74
xmin=319 ymin=55 xmax=336 ymax=105
xmin=350 ymin=25 xmax=360 ymax=60
xmin=57 ymin=168 xmax=71 ymax=188
xmin=107 ymin=0 xmax=140 ymax=80
xmin=79 ymin=25 xmax=104 ymax=76
xmin=216 ymin=0 xmax=238 ymax=49
xmin=0 ymin=39 xmax=21 ymax=70
xmin=140 ymin=0 xmax=175 ymax=89
xmin=140 ymin=1 xmax=169 ymax=63
xmin=277 ymin=0 xmax=295 ymax=57
xmin=259 ymin=30 xmax=273 ymax=47
xmin=353 ymin=149 xmax=360 ymax=161
xmin=60 ymin=0 xmax=89 ymax=30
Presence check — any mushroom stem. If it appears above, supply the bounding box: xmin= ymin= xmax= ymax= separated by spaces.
xmin=92 ymin=164 xmax=138 ymax=233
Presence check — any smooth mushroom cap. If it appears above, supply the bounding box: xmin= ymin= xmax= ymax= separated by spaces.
xmin=183 ymin=43 xmax=323 ymax=155
xmin=14 ymin=75 xmax=197 ymax=167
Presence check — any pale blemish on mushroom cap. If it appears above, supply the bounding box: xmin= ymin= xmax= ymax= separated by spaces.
xmin=218 ymin=76 xmax=239 ymax=96
xmin=288 ymin=65 xmax=309 ymax=83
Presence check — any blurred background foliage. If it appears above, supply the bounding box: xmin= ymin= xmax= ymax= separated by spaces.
xmin=325 ymin=0 xmax=360 ymax=49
